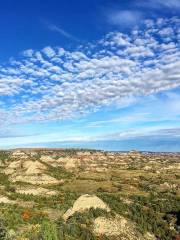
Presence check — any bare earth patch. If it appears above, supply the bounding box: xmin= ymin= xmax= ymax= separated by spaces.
xmin=4 ymin=159 xmax=60 ymax=185
xmin=63 ymin=194 xmax=110 ymax=220
xmin=93 ymin=216 xmax=144 ymax=240
xmin=11 ymin=173 xmax=60 ymax=185
xmin=0 ymin=195 xmax=15 ymax=204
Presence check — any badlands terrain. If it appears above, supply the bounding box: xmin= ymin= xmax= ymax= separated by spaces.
xmin=0 ymin=149 xmax=179 ymax=240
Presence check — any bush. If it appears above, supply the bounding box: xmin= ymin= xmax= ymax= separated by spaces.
xmin=0 ymin=219 xmax=8 ymax=240
xmin=57 ymin=217 xmax=97 ymax=240
xmin=40 ymin=219 xmax=59 ymax=240
xmin=46 ymin=165 xmax=74 ymax=179
xmin=0 ymin=151 xmax=10 ymax=163
xmin=2 ymin=205 xmax=24 ymax=230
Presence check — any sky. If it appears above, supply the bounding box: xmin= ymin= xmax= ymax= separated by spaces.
xmin=0 ymin=0 xmax=180 ymax=151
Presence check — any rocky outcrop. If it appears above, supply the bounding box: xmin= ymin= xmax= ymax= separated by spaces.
xmin=4 ymin=159 xmax=60 ymax=185
xmin=63 ymin=194 xmax=110 ymax=221
xmin=93 ymin=216 xmax=145 ymax=240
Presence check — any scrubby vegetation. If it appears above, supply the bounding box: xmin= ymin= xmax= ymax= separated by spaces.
xmin=0 ymin=219 xmax=8 ymax=240
xmin=0 ymin=149 xmax=179 ymax=239
xmin=0 ymin=151 xmax=10 ymax=163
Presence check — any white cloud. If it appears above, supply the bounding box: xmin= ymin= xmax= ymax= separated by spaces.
xmin=46 ymin=23 xmax=78 ymax=41
xmin=0 ymin=17 xmax=179 ymax=125
xmin=107 ymin=10 xmax=143 ymax=26
xmin=22 ymin=49 xmax=34 ymax=57
xmin=42 ymin=47 xmax=56 ymax=58
xmin=97 ymin=127 xmax=180 ymax=141
xmin=135 ymin=0 xmax=180 ymax=11
xmin=146 ymin=0 xmax=180 ymax=9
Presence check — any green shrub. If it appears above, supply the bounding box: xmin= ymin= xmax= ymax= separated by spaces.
xmin=0 ymin=219 xmax=8 ymax=240
xmin=40 ymin=219 xmax=59 ymax=240
xmin=57 ymin=217 xmax=97 ymax=240
xmin=1 ymin=204 xmax=24 ymax=230
xmin=0 ymin=151 xmax=10 ymax=163
xmin=97 ymin=193 xmax=128 ymax=215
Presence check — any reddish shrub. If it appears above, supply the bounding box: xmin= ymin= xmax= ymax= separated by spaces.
xmin=22 ymin=209 xmax=31 ymax=221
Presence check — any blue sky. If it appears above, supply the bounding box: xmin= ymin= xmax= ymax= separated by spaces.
xmin=0 ymin=0 xmax=180 ymax=150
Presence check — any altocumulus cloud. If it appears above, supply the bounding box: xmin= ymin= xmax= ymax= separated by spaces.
xmin=0 ymin=17 xmax=180 ymax=125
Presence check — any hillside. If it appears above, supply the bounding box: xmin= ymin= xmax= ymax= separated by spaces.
xmin=0 ymin=149 xmax=179 ymax=240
